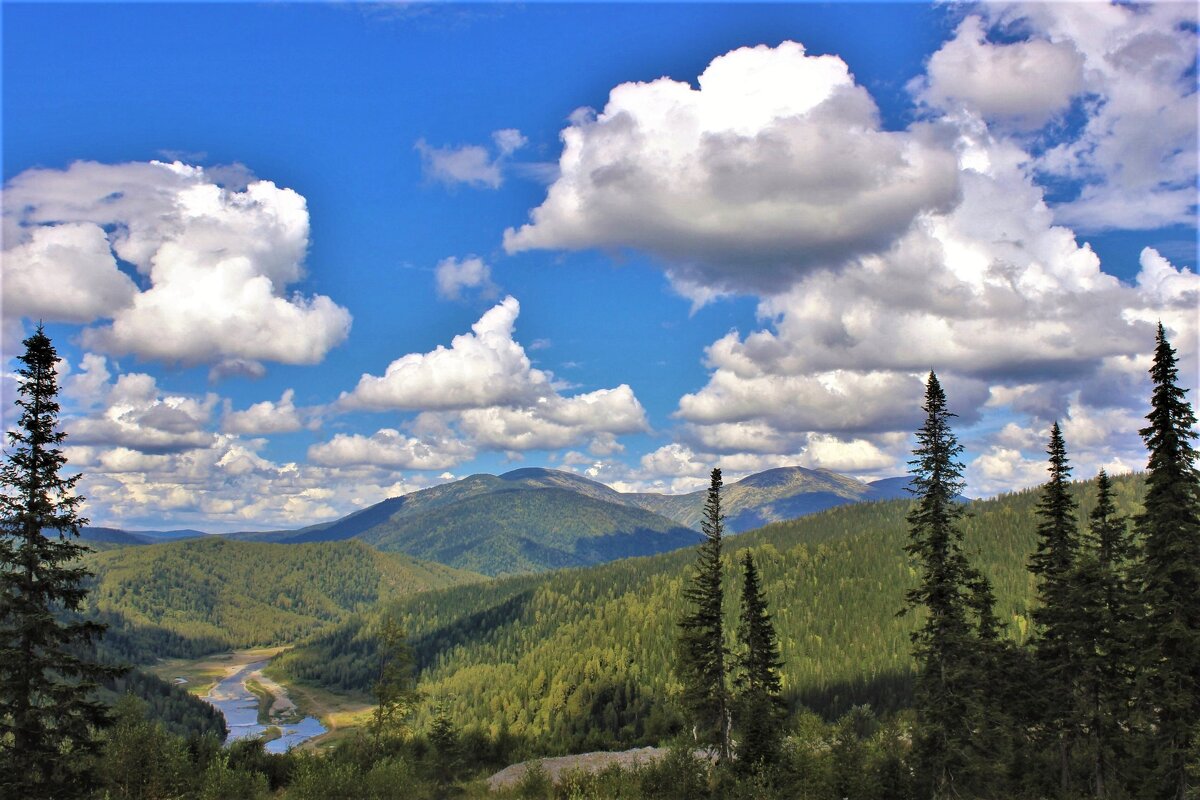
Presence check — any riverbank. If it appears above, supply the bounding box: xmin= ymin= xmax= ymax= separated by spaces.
xmin=149 ymin=648 xmax=373 ymax=752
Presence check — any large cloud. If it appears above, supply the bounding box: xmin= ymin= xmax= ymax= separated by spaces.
xmin=503 ymin=41 xmax=960 ymax=295
xmin=328 ymin=296 xmax=650 ymax=464
xmin=920 ymin=3 xmax=1197 ymax=230
xmin=2 ymin=160 xmax=352 ymax=366
xmin=65 ymin=359 xmax=218 ymax=454
xmin=340 ymin=296 xmax=550 ymax=411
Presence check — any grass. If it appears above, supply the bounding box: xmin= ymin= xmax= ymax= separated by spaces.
xmin=261 ymin=662 xmax=374 ymax=751
xmin=245 ymin=679 xmax=274 ymax=725
xmin=146 ymin=646 xmax=286 ymax=697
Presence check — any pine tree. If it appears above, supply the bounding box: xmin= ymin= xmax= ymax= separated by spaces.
xmin=733 ymin=550 xmax=784 ymax=770
xmin=1135 ymin=324 xmax=1200 ymax=800
xmin=1029 ymin=421 xmax=1081 ymax=795
xmin=676 ymin=467 xmax=732 ymax=762
xmin=903 ymin=371 xmax=984 ymax=799
xmin=1070 ymin=470 xmax=1136 ymax=799
xmin=0 ymin=326 xmax=117 ymax=799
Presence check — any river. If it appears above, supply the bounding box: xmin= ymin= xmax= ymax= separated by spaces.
xmin=204 ymin=659 xmax=326 ymax=753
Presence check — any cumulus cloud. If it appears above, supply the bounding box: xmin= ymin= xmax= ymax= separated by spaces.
xmin=917 ymin=15 xmax=1085 ymax=129
xmin=504 ymin=41 xmax=960 ymax=296
xmin=341 ymin=296 xmax=550 ymax=411
xmin=222 ymin=389 xmax=307 ymax=436
xmin=434 ymin=255 xmax=498 ymax=300
xmin=67 ymin=363 xmax=218 ymax=454
xmin=308 ymin=428 xmax=474 ymax=470
xmin=327 ymin=296 xmax=650 ymax=464
xmin=1 ymin=160 xmax=352 ymax=365
xmin=924 ymin=3 xmax=1197 ymax=230
xmin=416 ymin=128 xmax=528 ymax=189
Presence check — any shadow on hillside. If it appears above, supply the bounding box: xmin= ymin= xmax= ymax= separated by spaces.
xmin=790 ymin=669 xmax=915 ymax=721
xmin=411 ymin=590 xmax=536 ymax=671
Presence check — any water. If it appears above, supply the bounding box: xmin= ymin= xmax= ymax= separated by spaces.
xmin=204 ymin=660 xmax=327 ymax=753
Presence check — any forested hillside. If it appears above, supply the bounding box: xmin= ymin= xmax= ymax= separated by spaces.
xmin=626 ymin=466 xmax=914 ymax=532
xmin=83 ymin=538 xmax=481 ymax=657
xmin=274 ymin=473 xmax=1146 ymax=754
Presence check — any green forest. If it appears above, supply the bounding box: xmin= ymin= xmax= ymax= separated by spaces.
xmin=0 ymin=325 xmax=1196 ymax=800
xmin=272 ymin=472 xmax=1147 ymax=749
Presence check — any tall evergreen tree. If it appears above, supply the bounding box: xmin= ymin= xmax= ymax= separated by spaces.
xmin=1029 ymin=421 xmax=1081 ymax=795
xmin=733 ymin=550 xmax=784 ymax=770
xmin=903 ymin=371 xmax=984 ymax=799
xmin=1135 ymin=324 xmax=1200 ymax=800
xmin=1070 ymin=470 xmax=1136 ymax=799
xmin=0 ymin=326 xmax=117 ymax=799
xmin=676 ymin=467 xmax=732 ymax=762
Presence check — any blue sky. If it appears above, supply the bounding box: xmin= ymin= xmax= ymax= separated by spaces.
xmin=3 ymin=2 xmax=1197 ymax=531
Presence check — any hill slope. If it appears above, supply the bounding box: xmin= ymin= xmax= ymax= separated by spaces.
xmin=626 ymin=467 xmax=929 ymax=532
xmin=84 ymin=537 xmax=482 ymax=657
xmin=274 ymin=472 xmax=1146 ymax=753
xmin=250 ymin=470 xmax=701 ymax=576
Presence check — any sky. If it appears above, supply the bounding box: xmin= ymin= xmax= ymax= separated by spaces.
xmin=2 ymin=1 xmax=1197 ymax=533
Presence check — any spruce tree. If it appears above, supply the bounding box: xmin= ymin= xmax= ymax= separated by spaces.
xmin=903 ymin=371 xmax=982 ymax=799
xmin=1071 ymin=470 xmax=1136 ymax=799
xmin=733 ymin=550 xmax=784 ymax=770
xmin=676 ymin=467 xmax=732 ymax=762
xmin=1135 ymin=324 xmax=1200 ymax=800
xmin=0 ymin=326 xmax=116 ymax=799
xmin=1029 ymin=421 xmax=1081 ymax=794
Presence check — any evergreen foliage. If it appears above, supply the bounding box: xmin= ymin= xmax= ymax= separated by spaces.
xmin=676 ymin=468 xmax=732 ymax=761
xmin=0 ymin=326 xmax=119 ymax=799
xmin=1070 ymin=470 xmax=1137 ymax=799
xmin=733 ymin=550 xmax=784 ymax=770
xmin=902 ymin=371 xmax=994 ymax=798
xmin=1029 ymin=422 xmax=1083 ymax=793
xmin=1135 ymin=324 xmax=1200 ymax=800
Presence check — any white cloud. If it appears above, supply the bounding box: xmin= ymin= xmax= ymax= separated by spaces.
xmin=2 ymin=223 xmax=139 ymax=322
xmin=222 ymin=389 xmax=306 ymax=436
xmin=416 ymin=128 xmax=528 ymax=189
xmin=955 ymin=2 xmax=1199 ymax=230
xmin=2 ymin=160 xmax=352 ymax=366
xmin=434 ymin=255 xmax=498 ymax=300
xmin=341 ymin=296 xmax=550 ymax=411
xmin=457 ymin=385 xmax=648 ymax=451
xmin=504 ymin=41 xmax=960 ymax=297
xmin=68 ymin=366 xmax=218 ymax=454
xmin=330 ymin=296 xmax=650 ymax=460
xmin=917 ymin=15 xmax=1085 ymax=129
xmin=308 ymin=428 xmax=474 ymax=470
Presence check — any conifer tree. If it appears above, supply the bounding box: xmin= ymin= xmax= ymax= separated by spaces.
xmin=1029 ymin=421 xmax=1081 ymax=794
xmin=903 ymin=371 xmax=983 ymax=799
xmin=676 ymin=467 xmax=732 ymax=761
xmin=1135 ymin=324 xmax=1200 ymax=800
xmin=1071 ymin=470 xmax=1135 ymax=799
xmin=0 ymin=326 xmax=116 ymax=799
xmin=733 ymin=550 xmax=784 ymax=770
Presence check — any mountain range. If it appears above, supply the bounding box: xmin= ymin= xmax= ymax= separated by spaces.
xmin=83 ymin=466 xmax=923 ymax=576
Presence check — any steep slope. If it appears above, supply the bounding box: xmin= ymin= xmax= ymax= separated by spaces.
xmin=84 ymin=537 xmax=482 ymax=655
xmin=275 ymin=472 xmax=1147 ymax=753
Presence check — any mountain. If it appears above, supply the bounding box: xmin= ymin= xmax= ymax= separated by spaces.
xmin=626 ymin=466 xmax=918 ymax=532
xmin=83 ymin=537 xmax=481 ymax=656
xmin=234 ymin=468 xmax=700 ymax=576
xmin=274 ymin=472 xmax=1147 ymax=754
xmin=77 ymin=526 xmax=206 ymax=548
